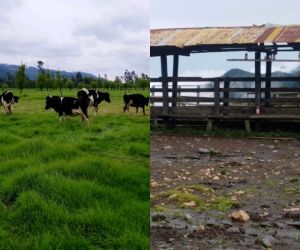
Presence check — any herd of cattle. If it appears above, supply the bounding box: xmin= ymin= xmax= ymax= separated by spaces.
xmin=0 ymin=89 xmax=149 ymax=122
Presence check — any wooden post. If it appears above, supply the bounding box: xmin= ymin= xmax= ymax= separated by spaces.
xmin=197 ymin=85 xmax=200 ymax=106
xmin=178 ymin=86 xmax=181 ymax=106
xmin=255 ymin=52 xmax=261 ymax=114
xmin=161 ymin=55 xmax=168 ymax=115
xmin=151 ymin=85 xmax=155 ymax=97
xmin=245 ymin=120 xmax=251 ymax=134
xmin=223 ymin=79 xmax=230 ymax=106
xmin=172 ymin=54 xmax=179 ymax=108
xmin=265 ymin=52 xmax=272 ymax=107
xmin=214 ymin=79 xmax=220 ymax=114
xmin=206 ymin=120 xmax=213 ymax=132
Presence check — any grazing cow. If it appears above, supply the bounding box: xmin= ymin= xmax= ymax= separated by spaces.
xmin=78 ymin=89 xmax=111 ymax=115
xmin=123 ymin=93 xmax=149 ymax=115
xmin=45 ymin=93 xmax=90 ymax=123
xmin=0 ymin=90 xmax=19 ymax=115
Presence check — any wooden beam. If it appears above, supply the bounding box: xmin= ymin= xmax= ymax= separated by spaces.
xmin=265 ymin=52 xmax=272 ymax=106
xmin=150 ymin=76 xmax=300 ymax=82
xmin=214 ymin=79 xmax=220 ymax=114
xmin=255 ymin=52 xmax=261 ymax=114
xmin=160 ymin=55 xmax=168 ymax=115
xmin=223 ymin=80 xmax=230 ymax=106
xmin=172 ymin=54 xmax=179 ymax=107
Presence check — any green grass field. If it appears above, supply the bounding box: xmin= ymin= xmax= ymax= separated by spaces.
xmin=0 ymin=89 xmax=150 ymax=249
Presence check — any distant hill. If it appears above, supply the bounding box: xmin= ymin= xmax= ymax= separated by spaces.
xmin=223 ymin=68 xmax=254 ymax=78
xmin=0 ymin=63 xmax=96 ymax=80
xmin=222 ymin=68 xmax=296 ymax=78
xmin=221 ymin=68 xmax=299 ymax=97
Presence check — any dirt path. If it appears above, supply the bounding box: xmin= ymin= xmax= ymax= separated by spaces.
xmin=151 ymin=133 xmax=300 ymax=250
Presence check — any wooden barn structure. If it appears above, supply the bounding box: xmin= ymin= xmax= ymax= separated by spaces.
xmin=150 ymin=24 xmax=300 ymax=131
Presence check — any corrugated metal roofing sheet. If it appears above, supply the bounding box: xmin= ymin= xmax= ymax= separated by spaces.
xmin=151 ymin=25 xmax=300 ymax=47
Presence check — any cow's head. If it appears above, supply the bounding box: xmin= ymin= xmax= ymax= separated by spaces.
xmin=45 ymin=95 xmax=52 ymax=110
xmin=145 ymin=97 xmax=150 ymax=106
xmin=13 ymin=96 xmax=20 ymax=103
xmin=103 ymin=92 xmax=111 ymax=103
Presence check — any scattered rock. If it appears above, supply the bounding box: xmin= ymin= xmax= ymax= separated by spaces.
xmin=163 ymin=145 xmax=173 ymax=150
xmin=152 ymin=213 xmax=166 ymax=222
xmin=197 ymin=224 xmax=205 ymax=232
xmin=229 ymin=210 xmax=250 ymax=222
xmin=184 ymin=213 xmax=193 ymax=223
xmin=262 ymin=237 xmax=274 ymax=248
xmin=226 ymin=226 xmax=240 ymax=233
xmin=283 ymin=207 xmax=300 ymax=219
xmin=213 ymin=176 xmax=220 ymax=180
xmin=151 ymin=181 xmax=159 ymax=188
xmin=168 ymin=194 xmax=178 ymax=199
xmin=198 ymin=147 xmax=209 ymax=154
xmin=182 ymin=201 xmax=196 ymax=207
xmin=167 ymin=238 xmax=175 ymax=243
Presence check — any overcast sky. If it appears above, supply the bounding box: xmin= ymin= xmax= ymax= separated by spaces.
xmin=151 ymin=0 xmax=300 ymax=78
xmin=0 ymin=0 xmax=149 ymax=79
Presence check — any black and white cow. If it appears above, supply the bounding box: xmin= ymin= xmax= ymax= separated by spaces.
xmin=78 ymin=88 xmax=111 ymax=115
xmin=45 ymin=93 xmax=90 ymax=123
xmin=0 ymin=91 xmax=20 ymax=115
xmin=123 ymin=93 xmax=149 ymax=115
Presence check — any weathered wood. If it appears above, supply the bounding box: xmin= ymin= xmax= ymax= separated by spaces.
xmin=245 ymin=120 xmax=251 ymax=134
xmin=223 ymin=80 xmax=230 ymax=106
xmin=172 ymin=54 xmax=179 ymax=107
xmin=265 ymin=52 xmax=272 ymax=106
xmin=207 ymin=120 xmax=213 ymax=131
xmin=255 ymin=52 xmax=261 ymax=113
xmin=160 ymin=55 xmax=168 ymax=115
xmin=152 ymin=106 xmax=300 ymax=118
xmin=150 ymin=76 xmax=300 ymax=82
xmin=197 ymin=86 xmax=200 ymax=106
xmin=150 ymin=87 xmax=300 ymax=93
xmin=214 ymin=79 xmax=220 ymax=114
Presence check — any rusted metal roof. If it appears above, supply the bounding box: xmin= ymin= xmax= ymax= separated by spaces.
xmin=151 ymin=25 xmax=300 ymax=48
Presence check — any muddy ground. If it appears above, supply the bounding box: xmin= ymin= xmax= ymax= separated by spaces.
xmin=151 ymin=133 xmax=300 ymax=250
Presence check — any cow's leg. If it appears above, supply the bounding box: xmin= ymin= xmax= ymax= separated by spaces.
xmin=3 ymin=104 xmax=8 ymax=115
xmin=59 ymin=114 xmax=63 ymax=123
xmin=143 ymin=106 xmax=145 ymax=116
xmin=123 ymin=103 xmax=127 ymax=113
xmin=94 ymin=106 xmax=98 ymax=116
xmin=8 ymin=106 xmax=12 ymax=115
xmin=136 ymin=107 xmax=138 ymax=113
xmin=79 ymin=107 xmax=89 ymax=123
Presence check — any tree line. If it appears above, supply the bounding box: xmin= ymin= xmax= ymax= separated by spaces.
xmin=0 ymin=62 xmax=150 ymax=94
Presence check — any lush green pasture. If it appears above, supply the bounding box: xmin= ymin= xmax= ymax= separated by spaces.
xmin=0 ymin=89 xmax=150 ymax=249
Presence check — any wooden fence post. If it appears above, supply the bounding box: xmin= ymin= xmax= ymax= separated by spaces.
xmin=160 ymin=55 xmax=168 ymax=115
xmin=214 ymin=79 xmax=220 ymax=114
xmin=172 ymin=54 xmax=179 ymax=108
xmin=265 ymin=52 xmax=272 ymax=107
xmin=197 ymin=85 xmax=200 ymax=106
xmin=255 ymin=52 xmax=261 ymax=114
xmin=224 ymin=80 xmax=230 ymax=106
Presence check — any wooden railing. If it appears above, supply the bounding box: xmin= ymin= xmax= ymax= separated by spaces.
xmin=150 ymin=76 xmax=300 ymax=118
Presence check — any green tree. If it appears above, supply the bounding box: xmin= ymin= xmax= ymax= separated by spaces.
xmin=66 ymin=79 xmax=74 ymax=91
xmin=16 ymin=64 xmax=27 ymax=94
xmin=36 ymin=72 xmax=46 ymax=91
xmin=1 ymin=83 xmax=8 ymax=92
xmin=45 ymin=71 xmax=53 ymax=90
xmin=91 ymin=81 xmax=98 ymax=89
xmin=135 ymin=78 xmax=150 ymax=89
xmin=55 ymin=71 xmax=63 ymax=95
